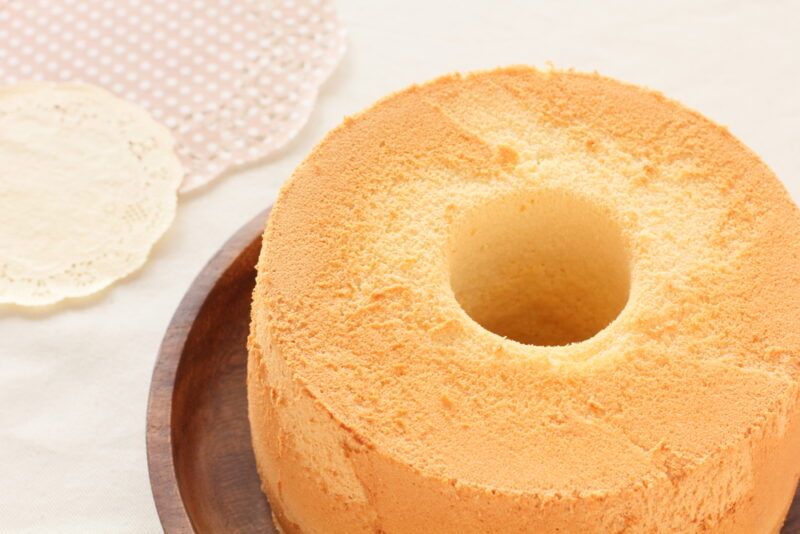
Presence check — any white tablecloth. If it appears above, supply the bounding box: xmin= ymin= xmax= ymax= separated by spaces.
xmin=2 ymin=1 xmax=799 ymax=531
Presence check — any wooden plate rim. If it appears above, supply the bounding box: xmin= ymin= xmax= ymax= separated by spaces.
xmin=145 ymin=208 xmax=270 ymax=533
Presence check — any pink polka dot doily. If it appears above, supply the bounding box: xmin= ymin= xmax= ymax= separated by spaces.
xmin=0 ymin=0 xmax=346 ymax=192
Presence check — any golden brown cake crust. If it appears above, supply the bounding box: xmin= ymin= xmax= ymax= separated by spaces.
xmin=248 ymin=67 xmax=800 ymax=533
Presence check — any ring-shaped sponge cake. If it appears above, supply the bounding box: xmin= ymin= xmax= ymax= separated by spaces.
xmin=248 ymin=67 xmax=800 ymax=533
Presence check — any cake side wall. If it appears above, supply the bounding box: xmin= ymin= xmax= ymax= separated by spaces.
xmin=248 ymin=334 xmax=800 ymax=532
xmin=247 ymin=335 xmax=380 ymax=534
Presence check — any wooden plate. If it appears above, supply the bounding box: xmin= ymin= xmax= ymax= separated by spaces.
xmin=147 ymin=207 xmax=800 ymax=533
xmin=146 ymin=208 xmax=276 ymax=533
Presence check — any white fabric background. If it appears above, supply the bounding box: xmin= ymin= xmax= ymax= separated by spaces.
xmin=2 ymin=1 xmax=799 ymax=531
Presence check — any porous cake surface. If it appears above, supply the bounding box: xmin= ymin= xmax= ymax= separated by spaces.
xmin=248 ymin=67 xmax=800 ymax=533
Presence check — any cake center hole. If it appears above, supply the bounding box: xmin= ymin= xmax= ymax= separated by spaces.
xmin=449 ymin=191 xmax=630 ymax=346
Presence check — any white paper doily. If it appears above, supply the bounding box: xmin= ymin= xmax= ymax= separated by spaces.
xmin=0 ymin=82 xmax=183 ymax=306
xmin=0 ymin=0 xmax=347 ymax=192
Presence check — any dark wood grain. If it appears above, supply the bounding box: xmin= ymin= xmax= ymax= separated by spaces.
xmin=147 ymin=207 xmax=800 ymax=533
xmin=146 ymin=208 xmax=276 ymax=533
xmin=786 ymin=490 xmax=800 ymax=533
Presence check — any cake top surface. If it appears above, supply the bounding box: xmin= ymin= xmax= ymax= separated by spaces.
xmin=252 ymin=67 xmax=800 ymax=497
